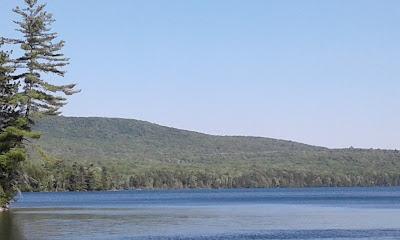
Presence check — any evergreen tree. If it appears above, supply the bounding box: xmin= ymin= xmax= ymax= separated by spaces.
xmin=0 ymin=39 xmax=18 ymax=131
xmin=0 ymin=0 xmax=78 ymax=208
xmin=0 ymin=39 xmax=19 ymax=208
xmin=13 ymin=0 xmax=79 ymax=119
xmin=0 ymin=39 xmax=34 ymax=209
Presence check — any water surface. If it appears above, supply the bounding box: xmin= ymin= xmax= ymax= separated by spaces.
xmin=2 ymin=187 xmax=400 ymax=239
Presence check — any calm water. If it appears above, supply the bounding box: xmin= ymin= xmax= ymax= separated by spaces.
xmin=1 ymin=187 xmax=400 ymax=240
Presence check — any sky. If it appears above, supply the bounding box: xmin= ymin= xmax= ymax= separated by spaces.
xmin=1 ymin=0 xmax=399 ymax=149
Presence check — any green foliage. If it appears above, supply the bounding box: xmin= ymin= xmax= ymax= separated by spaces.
xmin=0 ymin=40 xmax=28 ymax=208
xmin=0 ymin=39 xmax=17 ymax=131
xmin=13 ymin=0 xmax=79 ymax=117
xmin=1 ymin=0 xmax=77 ymax=208
xmin=19 ymin=116 xmax=400 ymax=192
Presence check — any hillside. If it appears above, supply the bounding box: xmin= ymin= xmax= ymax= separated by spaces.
xmin=33 ymin=116 xmax=400 ymax=173
xmin=22 ymin=116 xmax=400 ymax=191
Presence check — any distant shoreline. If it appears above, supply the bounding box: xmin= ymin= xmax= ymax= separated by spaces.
xmin=21 ymin=185 xmax=400 ymax=194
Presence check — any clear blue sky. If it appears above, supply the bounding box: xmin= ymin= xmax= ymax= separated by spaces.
xmin=1 ymin=0 xmax=399 ymax=149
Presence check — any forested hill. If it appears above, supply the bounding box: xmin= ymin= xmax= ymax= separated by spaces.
xmin=23 ymin=116 xmax=400 ymax=191
xmin=33 ymin=116 xmax=325 ymax=166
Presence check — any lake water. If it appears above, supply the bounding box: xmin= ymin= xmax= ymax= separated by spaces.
xmin=1 ymin=187 xmax=400 ymax=240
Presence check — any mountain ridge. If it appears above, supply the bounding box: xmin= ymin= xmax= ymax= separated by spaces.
xmin=22 ymin=115 xmax=400 ymax=191
xmin=31 ymin=116 xmax=399 ymax=171
xmin=52 ymin=115 xmax=327 ymax=148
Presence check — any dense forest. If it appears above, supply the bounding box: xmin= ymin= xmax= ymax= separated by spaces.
xmin=19 ymin=116 xmax=400 ymax=191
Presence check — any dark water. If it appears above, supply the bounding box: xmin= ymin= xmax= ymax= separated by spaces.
xmin=2 ymin=187 xmax=400 ymax=240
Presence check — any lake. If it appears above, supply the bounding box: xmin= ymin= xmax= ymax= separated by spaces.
xmin=1 ymin=187 xmax=400 ymax=239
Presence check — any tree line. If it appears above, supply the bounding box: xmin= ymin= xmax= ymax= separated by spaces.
xmin=20 ymin=160 xmax=400 ymax=192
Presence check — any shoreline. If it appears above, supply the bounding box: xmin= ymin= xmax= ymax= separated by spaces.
xmin=20 ymin=185 xmax=400 ymax=194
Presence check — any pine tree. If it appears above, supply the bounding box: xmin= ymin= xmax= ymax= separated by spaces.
xmin=0 ymin=39 xmax=33 ymax=209
xmin=0 ymin=0 xmax=78 ymax=209
xmin=0 ymin=39 xmax=18 ymax=208
xmin=0 ymin=39 xmax=18 ymax=130
xmin=13 ymin=0 xmax=79 ymax=119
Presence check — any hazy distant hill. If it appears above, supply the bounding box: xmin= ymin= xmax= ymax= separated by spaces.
xmin=32 ymin=116 xmax=400 ymax=176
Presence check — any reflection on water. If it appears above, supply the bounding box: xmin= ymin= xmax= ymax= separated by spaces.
xmin=0 ymin=212 xmax=24 ymax=240
xmin=2 ymin=187 xmax=400 ymax=239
